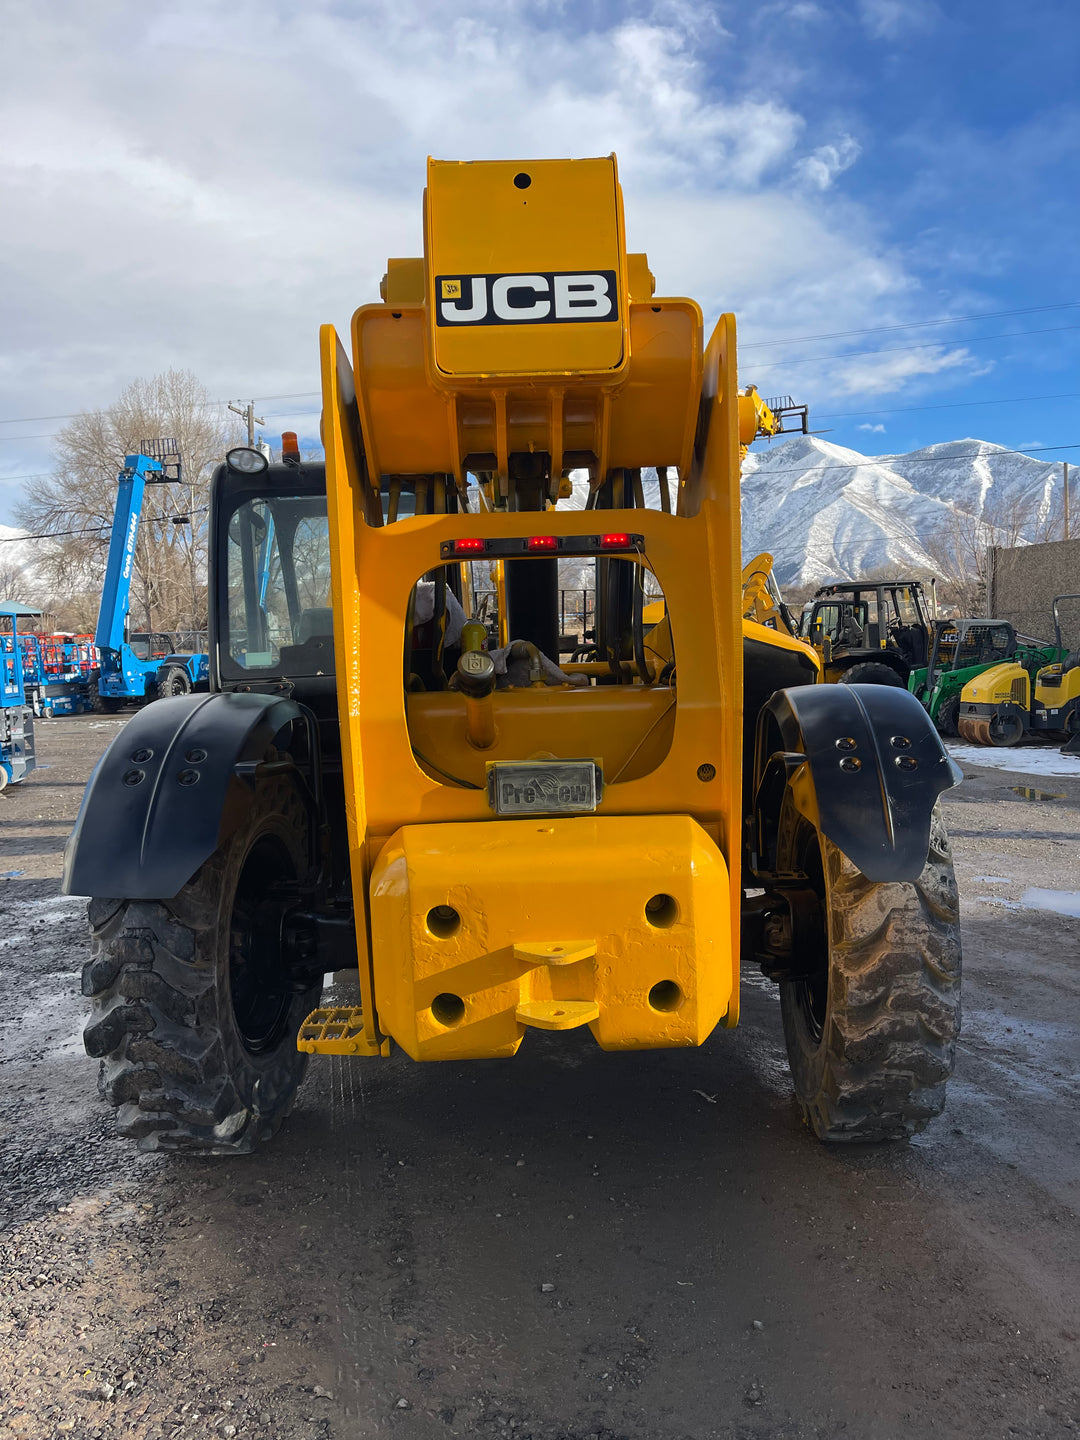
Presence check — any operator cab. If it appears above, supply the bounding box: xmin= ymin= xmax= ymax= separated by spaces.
xmin=212 ymin=456 xmax=335 ymax=703
xmin=128 ymin=632 xmax=174 ymax=662
xmin=809 ymin=581 xmax=930 ymax=668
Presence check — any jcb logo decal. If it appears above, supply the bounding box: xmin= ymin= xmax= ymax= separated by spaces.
xmin=435 ymin=271 xmax=618 ymax=326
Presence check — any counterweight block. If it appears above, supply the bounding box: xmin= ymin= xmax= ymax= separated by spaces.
xmin=368 ymin=815 xmax=733 ymax=1060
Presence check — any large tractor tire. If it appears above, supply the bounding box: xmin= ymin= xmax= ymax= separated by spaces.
xmin=839 ymin=662 xmax=906 ymax=687
xmin=82 ymin=773 xmax=321 ymax=1154
xmin=158 ymin=665 xmax=192 ymax=698
xmin=779 ymin=805 xmax=961 ymax=1142
xmin=88 ymin=670 xmax=124 ymax=715
xmin=934 ymin=694 xmax=960 ymax=737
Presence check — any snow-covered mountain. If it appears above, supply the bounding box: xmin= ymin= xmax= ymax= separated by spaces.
xmin=741 ymin=436 xmax=1065 ymax=589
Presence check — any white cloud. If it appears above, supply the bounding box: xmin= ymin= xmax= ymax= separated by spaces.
xmin=826 ymin=345 xmax=974 ymax=395
xmin=857 ymin=0 xmax=937 ymax=39
xmin=757 ymin=0 xmax=827 ymax=18
xmin=0 ymin=0 xmax=945 ymax=518
xmin=794 ymin=135 xmax=861 ymax=190
xmin=858 ymin=422 xmax=886 ymax=432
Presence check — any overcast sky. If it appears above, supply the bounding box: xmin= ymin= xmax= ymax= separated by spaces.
xmin=2 ymin=0 xmax=1078 ymax=524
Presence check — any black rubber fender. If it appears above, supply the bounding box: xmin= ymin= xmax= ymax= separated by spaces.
xmin=753 ymin=683 xmax=962 ymax=883
xmin=63 ymin=692 xmax=315 ymax=901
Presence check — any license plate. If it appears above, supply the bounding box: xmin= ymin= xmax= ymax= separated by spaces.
xmin=487 ymin=760 xmax=602 ymax=816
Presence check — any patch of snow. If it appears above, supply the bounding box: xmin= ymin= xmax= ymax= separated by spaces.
xmin=1021 ymin=887 xmax=1080 ymax=919
xmin=946 ymin=743 xmax=1080 ymax=778
xmin=0 ymin=893 xmax=85 ymax=953
xmin=972 ymin=876 xmax=1011 ymax=885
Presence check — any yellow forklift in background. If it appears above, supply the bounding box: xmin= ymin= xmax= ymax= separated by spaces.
xmin=65 ymin=157 xmax=962 ymax=1151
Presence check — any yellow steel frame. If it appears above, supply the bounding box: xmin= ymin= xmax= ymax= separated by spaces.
xmin=317 ymin=157 xmax=748 ymax=1061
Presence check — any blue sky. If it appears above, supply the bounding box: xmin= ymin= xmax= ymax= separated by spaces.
xmin=1 ymin=0 xmax=1078 ymax=526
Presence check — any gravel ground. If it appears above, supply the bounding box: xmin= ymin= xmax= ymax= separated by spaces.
xmin=0 ymin=714 xmax=1078 ymax=1440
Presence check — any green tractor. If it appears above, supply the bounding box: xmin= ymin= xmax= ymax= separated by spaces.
xmin=909 ymin=619 xmax=1061 ymax=737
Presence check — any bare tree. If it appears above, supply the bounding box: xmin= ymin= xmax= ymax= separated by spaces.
xmin=923 ymin=487 xmax=1042 ymax=616
xmin=923 ymin=512 xmax=982 ymax=615
xmin=15 ymin=371 xmax=238 ymax=634
xmin=0 ymin=554 xmax=29 ymax=604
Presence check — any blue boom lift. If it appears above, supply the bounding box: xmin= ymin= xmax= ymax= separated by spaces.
xmin=0 ymin=603 xmax=36 ymax=788
xmin=92 ymin=447 xmax=209 ymax=712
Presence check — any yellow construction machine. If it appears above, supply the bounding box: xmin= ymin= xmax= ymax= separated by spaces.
xmin=958 ymin=593 xmax=1080 ymax=747
xmin=65 ymin=157 xmax=962 ymax=1150
xmin=742 ymin=553 xmax=800 ymax=636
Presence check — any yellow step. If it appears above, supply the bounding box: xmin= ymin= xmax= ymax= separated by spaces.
xmin=297 ymin=1006 xmax=384 ymax=1056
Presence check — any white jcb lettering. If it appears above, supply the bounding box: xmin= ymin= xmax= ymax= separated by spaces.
xmin=440 ymin=277 xmax=488 ymax=324
xmin=491 ymin=274 xmax=550 ymax=321
xmin=554 ymin=273 xmax=612 ymax=319
xmin=435 ymin=271 xmax=616 ymax=325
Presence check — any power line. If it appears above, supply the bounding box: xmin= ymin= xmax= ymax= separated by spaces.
xmin=2 ymin=393 xmax=1074 ymax=456
xmin=0 ymin=432 xmax=73 ymax=444
xmin=7 ymin=445 xmax=1073 ymax=528
xmin=814 ymin=391 xmax=1080 ymax=420
xmin=752 ymin=323 xmax=1080 ymax=372
xmin=745 ymin=442 xmax=1080 ymax=475
xmin=0 ymin=390 xmax=322 ymax=429
xmin=1 ymin=298 xmax=1078 ymax=430
xmin=741 ymin=300 xmax=1080 ymax=349
xmin=0 ymin=522 xmax=113 ymax=544
xmin=0 ymin=506 xmax=209 ymax=544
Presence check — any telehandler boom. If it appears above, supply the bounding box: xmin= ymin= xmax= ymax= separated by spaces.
xmin=65 ymin=157 xmax=962 ymax=1152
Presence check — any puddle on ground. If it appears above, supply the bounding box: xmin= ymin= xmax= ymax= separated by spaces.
xmin=1021 ymin=887 xmax=1080 ymax=918
xmin=1009 ymin=785 xmax=1065 ymax=801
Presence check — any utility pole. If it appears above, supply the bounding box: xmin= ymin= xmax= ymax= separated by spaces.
xmin=228 ymin=400 xmax=265 ymax=448
xmin=1064 ymin=461 xmax=1071 ymax=543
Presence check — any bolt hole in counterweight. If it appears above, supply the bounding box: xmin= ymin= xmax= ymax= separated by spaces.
xmin=644 ymin=893 xmax=679 ymax=928
xmin=426 ymin=904 xmax=461 ymax=939
xmin=431 ymin=993 xmax=466 ymax=1027
xmin=648 ymin=980 xmax=684 ymax=1013
xmin=513 ymin=172 xmax=532 ymax=189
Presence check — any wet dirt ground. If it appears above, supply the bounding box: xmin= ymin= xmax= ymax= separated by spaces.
xmin=1 ymin=715 xmax=1078 ymax=1440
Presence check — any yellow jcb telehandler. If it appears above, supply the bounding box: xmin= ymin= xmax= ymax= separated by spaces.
xmin=65 ymin=157 xmax=962 ymax=1152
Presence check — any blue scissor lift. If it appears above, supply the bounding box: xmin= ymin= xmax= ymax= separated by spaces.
xmin=0 ymin=603 xmax=36 ymax=788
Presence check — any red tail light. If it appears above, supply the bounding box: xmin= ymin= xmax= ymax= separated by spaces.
xmin=600 ymin=532 xmax=632 ymax=549
xmin=453 ymin=537 xmax=486 ymax=554
xmin=526 ymin=535 xmax=558 ymax=552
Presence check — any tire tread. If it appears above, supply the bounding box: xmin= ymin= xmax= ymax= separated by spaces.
xmin=782 ymin=806 xmax=961 ymax=1142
